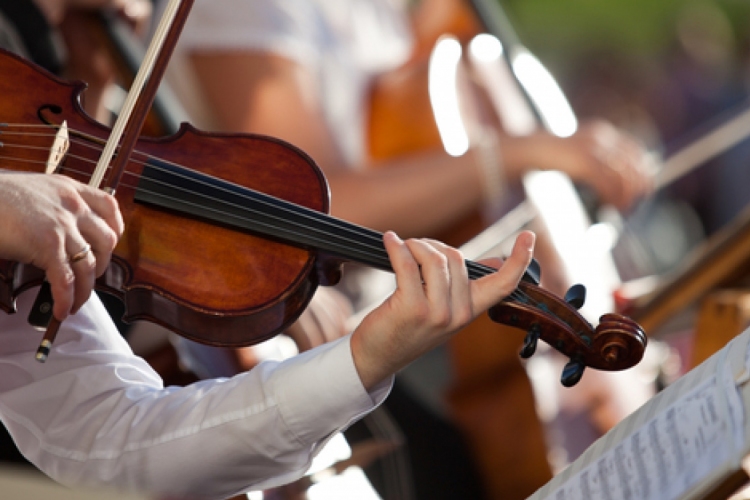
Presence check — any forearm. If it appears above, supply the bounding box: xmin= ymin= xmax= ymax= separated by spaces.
xmin=329 ymin=149 xmax=486 ymax=237
xmin=0 ymin=291 xmax=389 ymax=498
xmin=33 ymin=0 xmax=150 ymax=25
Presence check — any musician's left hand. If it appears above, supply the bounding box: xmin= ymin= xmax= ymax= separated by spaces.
xmin=351 ymin=230 xmax=535 ymax=390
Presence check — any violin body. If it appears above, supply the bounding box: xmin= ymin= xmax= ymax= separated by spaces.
xmin=0 ymin=48 xmax=337 ymax=347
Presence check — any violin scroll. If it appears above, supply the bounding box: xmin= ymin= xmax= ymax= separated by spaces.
xmin=487 ymin=279 xmax=647 ymax=387
xmin=591 ymin=314 xmax=647 ymax=369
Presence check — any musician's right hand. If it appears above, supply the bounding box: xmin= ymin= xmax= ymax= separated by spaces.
xmin=500 ymin=120 xmax=654 ymax=211
xmin=0 ymin=172 xmax=123 ymax=320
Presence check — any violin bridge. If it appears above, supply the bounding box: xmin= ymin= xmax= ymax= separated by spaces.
xmin=45 ymin=120 xmax=69 ymax=174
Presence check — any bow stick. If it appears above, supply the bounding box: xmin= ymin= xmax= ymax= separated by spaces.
xmin=33 ymin=0 xmax=195 ymax=361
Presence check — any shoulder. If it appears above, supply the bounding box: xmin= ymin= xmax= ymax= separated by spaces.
xmin=179 ymin=0 xmax=324 ymax=56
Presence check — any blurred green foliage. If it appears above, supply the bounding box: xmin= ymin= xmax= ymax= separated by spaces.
xmin=502 ymin=0 xmax=750 ymax=65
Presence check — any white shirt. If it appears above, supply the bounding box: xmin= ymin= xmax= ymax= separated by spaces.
xmin=176 ymin=0 xmax=413 ymax=166
xmin=0 ymin=289 xmax=390 ymax=499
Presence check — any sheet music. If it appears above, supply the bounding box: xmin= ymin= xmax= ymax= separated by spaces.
xmin=531 ymin=327 xmax=750 ymax=500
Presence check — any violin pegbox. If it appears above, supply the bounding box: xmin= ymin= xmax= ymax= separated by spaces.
xmin=519 ymin=283 xmax=587 ymax=361
xmin=488 ymin=276 xmax=647 ymax=388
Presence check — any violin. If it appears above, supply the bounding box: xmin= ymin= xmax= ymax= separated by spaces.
xmin=0 ymin=46 xmax=647 ymax=387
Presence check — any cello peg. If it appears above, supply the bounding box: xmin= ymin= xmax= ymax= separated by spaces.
xmin=561 ymin=359 xmax=586 ymax=387
xmin=564 ymin=284 xmax=586 ymax=310
xmin=519 ymin=325 xmax=541 ymax=358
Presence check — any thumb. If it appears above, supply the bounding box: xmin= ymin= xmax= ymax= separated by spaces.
xmin=472 ymin=230 xmax=535 ymax=313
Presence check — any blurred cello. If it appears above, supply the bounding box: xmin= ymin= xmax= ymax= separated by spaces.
xmin=368 ymin=0 xmax=657 ymax=496
xmin=366 ymin=1 xmax=582 ymax=498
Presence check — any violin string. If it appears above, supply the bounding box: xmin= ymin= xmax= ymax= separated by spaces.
xmin=1 ymin=133 xmax=536 ymax=306
xmin=0 ymin=128 xmax=390 ymax=244
xmin=4 ymin=126 xmax=422 ymax=249
xmin=0 ymin=133 xmax=395 ymax=260
xmin=0 ymin=123 xmax=540 ymax=305
xmin=0 ymin=125 xmax=536 ymax=297
xmin=0 ymin=123 xmax=66 ymax=127
xmin=1 ymin=124 xmax=409 ymax=256
xmin=2 ymin=132 xmax=395 ymax=253
xmin=132 ymin=162 xmax=528 ymax=284
xmin=0 ymin=124 xmax=496 ymax=273
xmin=136 ymin=165 xmax=511 ymax=279
xmin=139 ymin=171 xmax=539 ymax=306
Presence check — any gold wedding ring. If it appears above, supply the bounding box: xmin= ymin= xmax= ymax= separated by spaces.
xmin=69 ymin=244 xmax=92 ymax=264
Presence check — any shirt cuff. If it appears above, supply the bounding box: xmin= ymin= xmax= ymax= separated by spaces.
xmin=269 ymin=333 xmax=392 ymax=446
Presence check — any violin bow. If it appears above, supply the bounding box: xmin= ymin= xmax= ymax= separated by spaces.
xmin=33 ymin=0 xmax=195 ymax=361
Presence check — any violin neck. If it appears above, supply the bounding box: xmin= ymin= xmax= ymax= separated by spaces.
xmin=134 ymin=160 xmax=502 ymax=281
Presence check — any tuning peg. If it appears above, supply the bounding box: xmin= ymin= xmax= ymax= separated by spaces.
xmin=564 ymin=284 xmax=586 ymax=310
xmin=519 ymin=325 xmax=541 ymax=358
xmin=523 ymin=258 xmax=541 ymax=285
xmin=561 ymin=359 xmax=585 ymax=387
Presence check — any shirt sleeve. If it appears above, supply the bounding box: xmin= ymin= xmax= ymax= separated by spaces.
xmin=176 ymin=0 xmax=322 ymax=67
xmin=0 ymin=289 xmax=391 ymax=499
